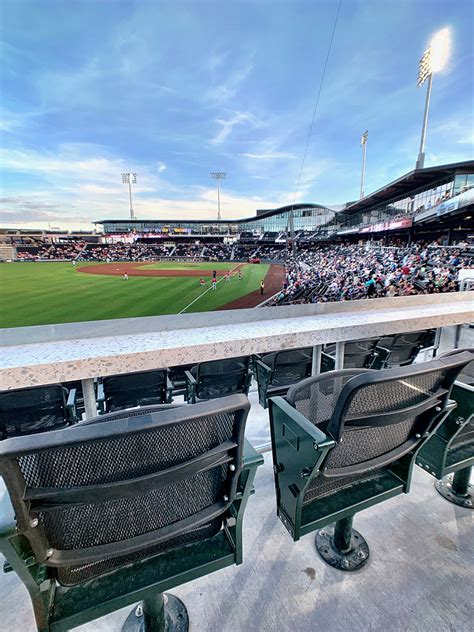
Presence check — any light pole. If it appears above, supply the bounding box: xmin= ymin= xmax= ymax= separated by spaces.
xmin=121 ymin=172 xmax=137 ymax=220
xmin=210 ymin=172 xmax=226 ymax=220
xmin=415 ymin=28 xmax=450 ymax=170
xmin=288 ymin=207 xmax=297 ymax=259
xmin=360 ymin=130 xmax=368 ymax=199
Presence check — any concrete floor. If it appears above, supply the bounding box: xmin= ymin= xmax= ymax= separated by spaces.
xmin=0 ymin=325 xmax=473 ymax=632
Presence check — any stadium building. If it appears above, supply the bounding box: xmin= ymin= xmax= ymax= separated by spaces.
xmin=94 ymin=160 xmax=474 ymax=245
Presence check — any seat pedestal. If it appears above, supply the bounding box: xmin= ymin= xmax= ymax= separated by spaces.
xmin=123 ymin=593 xmax=189 ymax=632
xmin=315 ymin=516 xmax=369 ymax=572
xmin=435 ymin=466 xmax=473 ymax=509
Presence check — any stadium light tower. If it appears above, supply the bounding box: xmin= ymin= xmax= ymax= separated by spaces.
xmin=360 ymin=130 xmax=368 ymax=199
xmin=210 ymin=172 xmax=226 ymax=220
xmin=121 ymin=172 xmax=138 ymax=220
xmin=415 ymin=28 xmax=450 ymax=170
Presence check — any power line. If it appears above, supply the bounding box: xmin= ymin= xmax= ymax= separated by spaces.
xmin=292 ymin=0 xmax=343 ymax=205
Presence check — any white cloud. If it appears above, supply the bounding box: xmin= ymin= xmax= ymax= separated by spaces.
xmin=457 ymin=133 xmax=473 ymax=145
xmin=240 ymin=151 xmax=294 ymax=160
xmin=157 ymin=162 xmax=167 ymax=173
xmin=210 ymin=112 xmax=258 ymax=145
xmin=205 ymin=59 xmax=254 ymax=104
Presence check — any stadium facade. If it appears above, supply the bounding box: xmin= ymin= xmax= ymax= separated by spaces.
xmin=94 ymin=160 xmax=474 ymax=243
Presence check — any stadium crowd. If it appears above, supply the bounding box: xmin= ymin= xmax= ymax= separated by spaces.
xmin=268 ymin=243 xmax=472 ymax=306
xmin=80 ymin=242 xmax=173 ymax=261
xmin=16 ymin=242 xmax=85 ymax=260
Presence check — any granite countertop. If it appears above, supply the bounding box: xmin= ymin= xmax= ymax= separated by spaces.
xmin=1 ymin=295 xmax=472 ymax=390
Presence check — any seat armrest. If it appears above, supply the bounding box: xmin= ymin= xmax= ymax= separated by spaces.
xmin=96 ymin=382 xmax=105 ymax=413
xmin=269 ymin=396 xmax=336 ymax=540
xmin=254 ymin=359 xmax=274 ymax=408
xmin=0 ymin=477 xmax=15 ymax=541
xmin=251 ymin=354 xmax=263 ymax=374
xmin=184 ymin=370 xmax=197 ymax=404
xmin=242 ymin=438 xmax=264 ymax=470
xmin=165 ymin=376 xmax=174 ymax=403
xmin=66 ymin=388 xmax=77 ymax=422
xmin=270 ymin=396 xmax=331 ymax=446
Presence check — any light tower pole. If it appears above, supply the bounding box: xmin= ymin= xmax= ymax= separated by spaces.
xmin=360 ymin=130 xmax=368 ymax=199
xmin=121 ymin=172 xmax=137 ymax=220
xmin=210 ymin=172 xmax=226 ymax=220
xmin=415 ymin=28 xmax=450 ymax=170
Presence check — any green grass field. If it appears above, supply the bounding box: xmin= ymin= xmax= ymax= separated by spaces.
xmin=0 ymin=261 xmax=270 ymax=328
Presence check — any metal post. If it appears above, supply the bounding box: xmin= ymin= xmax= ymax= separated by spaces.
xmin=142 ymin=593 xmax=166 ymax=631
xmin=453 ymin=324 xmax=462 ymax=349
xmin=451 ymin=467 xmax=471 ymax=497
xmin=288 ymin=209 xmax=297 ymax=259
xmin=432 ymin=326 xmax=442 ymax=357
xmin=211 ymin=172 xmax=226 ymax=221
xmin=81 ymin=378 xmax=97 ymax=420
xmin=333 ymin=516 xmax=353 ymax=554
xmin=128 ymin=179 xmax=134 ymax=220
xmin=360 ymin=131 xmax=368 ymax=199
xmin=415 ymin=73 xmax=433 ymax=170
xmin=335 ymin=341 xmax=345 ymax=370
xmin=311 ymin=345 xmax=322 ymax=376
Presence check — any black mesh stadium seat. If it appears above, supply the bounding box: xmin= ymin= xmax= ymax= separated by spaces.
xmin=321 ymin=339 xmax=379 ymax=372
xmin=0 ymin=384 xmax=77 ymax=440
xmin=98 ymin=368 xmax=172 ymax=412
xmin=0 ymin=395 xmax=262 ymax=631
xmin=373 ymin=329 xmax=436 ymax=369
xmin=254 ymin=347 xmax=313 ymax=408
xmin=269 ymin=352 xmax=471 ymax=571
xmin=417 ymin=348 xmax=474 ymax=507
xmin=185 ymin=357 xmax=252 ymax=403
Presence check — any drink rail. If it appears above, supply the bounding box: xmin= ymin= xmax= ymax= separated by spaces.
xmin=1 ymin=292 xmax=472 ymax=419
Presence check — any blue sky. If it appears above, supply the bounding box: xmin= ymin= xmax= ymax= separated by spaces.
xmin=1 ymin=0 xmax=473 ymax=229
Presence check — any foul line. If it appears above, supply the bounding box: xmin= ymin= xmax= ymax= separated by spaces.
xmin=179 ymin=263 xmax=243 ymax=314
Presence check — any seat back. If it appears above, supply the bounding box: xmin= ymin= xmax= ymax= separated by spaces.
xmin=0 ymin=385 xmax=68 ymax=439
xmin=102 ymin=369 xmax=168 ymax=410
xmin=266 ymin=347 xmax=312 ymax=386
xmin=322 ymin=339 xmax=378 ymax=371
xmin=287 ymin=353 xmax=471 ymax=496
xmin=194 ymin=357 xmax=250 ymax=400
xmin=378 ymin=330 xmax=432 ymax=367
xmin=0 ymin=395 xmax=249 ymax=586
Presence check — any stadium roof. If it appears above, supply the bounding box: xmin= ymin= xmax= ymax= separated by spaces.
xmin=94 ymin=203 xmax=332 ymax=225
xmin=343 ymin=160 xmax=474 ymax=215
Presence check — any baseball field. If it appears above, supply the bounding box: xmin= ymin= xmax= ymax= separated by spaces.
xmin=0 ymin=261 xmax=285 ymax=328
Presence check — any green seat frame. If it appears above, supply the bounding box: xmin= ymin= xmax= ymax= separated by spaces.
xmin=416 ymin=350 xmax=473 ymax=508
xmin=0 ymin=397 xmax=263 ymax=632
xmin=268 ymin=353 xmax=471 ymax=572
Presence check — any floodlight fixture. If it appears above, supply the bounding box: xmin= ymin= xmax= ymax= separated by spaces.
xmin=210 ymin=172 xmax=227 ymax=220
xmin=415 ymin=27 xmax=451 ymax=169
xmin=121 ymin=172 xmax=138 ymax=220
